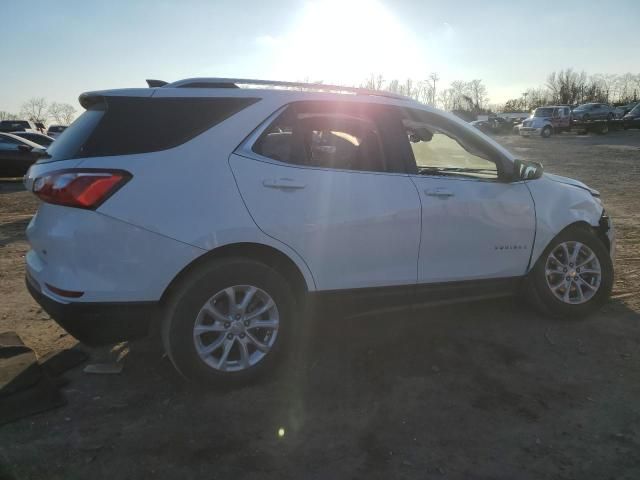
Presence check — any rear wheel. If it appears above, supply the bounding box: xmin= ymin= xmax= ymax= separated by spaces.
xmin=162 ymin=258 xmax=296 ymax=385
xmin=527 ymin=226 xmax=613 ymax=318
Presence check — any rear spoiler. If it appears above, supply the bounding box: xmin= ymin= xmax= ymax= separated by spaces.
xmin=146 ymin=79 xmax=168 ymax=88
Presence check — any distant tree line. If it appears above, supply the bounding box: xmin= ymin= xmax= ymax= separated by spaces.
xmin=0 ymin=97 xmax=77 ymax=125
xmin=500 ymin=69 xmax=640 ymax=113
xmin=359 ymin=69 xmax=640 ymax=115
xmin=360 ymin=73 xmax=489 ymax=115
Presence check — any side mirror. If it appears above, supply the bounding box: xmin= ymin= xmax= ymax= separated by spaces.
xmin=17 ymin=144 xmax=33 ymax=153
xmin=513 ymin=159 xmax=544 ymax=181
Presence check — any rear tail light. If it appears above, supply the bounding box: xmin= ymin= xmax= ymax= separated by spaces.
xmin=33 ymin=169 xmax=131 ymax=209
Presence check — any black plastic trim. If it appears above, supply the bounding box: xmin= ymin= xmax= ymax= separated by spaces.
xmin=26 ymin=276 xmax=156 ymax=346
xmin=309 ymin=276 xmax=523 ymax=316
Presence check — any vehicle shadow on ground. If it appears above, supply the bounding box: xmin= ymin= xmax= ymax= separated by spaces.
xmin=5 ymin=297 xmax=639 ymax=479
xmin=49 ymin=296 xmax=635 ymax=477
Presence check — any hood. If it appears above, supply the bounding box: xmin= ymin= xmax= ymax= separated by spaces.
xmin=544 ymin=173 xmax=600 ymax=196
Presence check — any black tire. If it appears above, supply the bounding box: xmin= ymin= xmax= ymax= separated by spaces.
xmin=541 ymin=126 xmax=552 ymax=138
xmin=162 ymin=257 xmax=297 ymax=385
xmin=526 ymin=226 xmax=613 ymax=318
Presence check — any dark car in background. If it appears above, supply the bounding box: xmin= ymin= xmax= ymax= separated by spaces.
xmin=46 ymin=125 xmax=67 ymax=138
xmin=619 ymin=102 xmax=638 ymax=115
xmin=0 ymin=132 xmax=47 ymax=177
xmin=0 ymin=120 xmax=40 ymax=133
xmin=623 ymin=103 xmax=640 ymax=129
xmin=470 ymin=116 xmax=514 ymax=134
xmin=12 ymin=131 xmax=55 ymax=147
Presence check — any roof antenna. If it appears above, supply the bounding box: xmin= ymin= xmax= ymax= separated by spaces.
xmin=146 ymin=79 xmax=168 ymax=88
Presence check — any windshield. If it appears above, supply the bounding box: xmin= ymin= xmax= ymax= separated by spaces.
xmin=533 ymin=108 xmax=554 ymax=117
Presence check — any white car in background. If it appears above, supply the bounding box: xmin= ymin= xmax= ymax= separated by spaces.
xmin=24 ymin=78 xmax=615 ymax=385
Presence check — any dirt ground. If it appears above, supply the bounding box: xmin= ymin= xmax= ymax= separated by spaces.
xmin=1 ymin=130 xmax=639 ymax=480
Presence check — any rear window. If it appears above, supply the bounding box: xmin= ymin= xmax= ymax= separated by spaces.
xmin=44 ymin=96 xmax=259 ymax=162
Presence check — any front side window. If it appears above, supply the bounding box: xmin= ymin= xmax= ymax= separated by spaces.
xmin=399 ymin=108 xmax=500 ymax=180
xmin=408 ymin=130 xmax=498 ymax=180
xmin=253 ymin=102 xmax=392 ymax=173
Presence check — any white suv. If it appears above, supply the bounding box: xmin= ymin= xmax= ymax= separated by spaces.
xmin=24 ymin=78 xmax=615 ymax=384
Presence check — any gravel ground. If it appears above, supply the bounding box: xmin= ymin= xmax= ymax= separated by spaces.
xmin=1 ymin=130 xmax=639 ymax=480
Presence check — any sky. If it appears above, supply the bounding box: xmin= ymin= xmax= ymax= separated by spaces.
xmin=2 ymin=0 xmax=639 ymax=115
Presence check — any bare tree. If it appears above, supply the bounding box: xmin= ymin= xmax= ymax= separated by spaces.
xmin=437 ymin=89 xmax=453 ymax=111
xmin=468 ymin=79 xmax=488 ymax=110
xmin=0 ymin=111 xmax=19 ymax=121
xmin=415 ymin=80 xmax=434 ymax=104
xmin=20 ymin=97 xmax=49 ymax=123
xmin=428 ymin=72 xmax=440 ymax=106
xmin=546 ymin=69 xmax=587 ymax=104
xmin=361 ymin=73 xmax=385 ymax=91
xmin=48 ymin=102 xmax=77 ymax=125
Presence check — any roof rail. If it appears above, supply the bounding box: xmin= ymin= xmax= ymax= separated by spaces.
xmin=162 ymin=77 xmax=414 ymax=101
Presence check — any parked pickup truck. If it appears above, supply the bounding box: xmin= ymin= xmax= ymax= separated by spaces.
xmin=519 ymin=106 xmax=571 ymax=138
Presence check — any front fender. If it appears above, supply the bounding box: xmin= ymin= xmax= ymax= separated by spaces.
xmin=526 ymin=176 xmax=603 ymax=270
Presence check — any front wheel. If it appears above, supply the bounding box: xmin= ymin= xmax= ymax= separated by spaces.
xmin=527 ymin=226 xmax=613 ymax=318
xmin=541 ymin=126 xmax=552 ymax=138
xmin=162 ymin=258 xmax=297 ymax=385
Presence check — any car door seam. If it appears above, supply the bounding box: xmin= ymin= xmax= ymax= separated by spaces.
xmin=226 ymin=152 xmax=318 ymax=290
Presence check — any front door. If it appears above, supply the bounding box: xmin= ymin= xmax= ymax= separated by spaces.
xmin=230 ymin=101 xmax=421 ymax=291
xmin=397 ymin=109 xmax=536 ymax=285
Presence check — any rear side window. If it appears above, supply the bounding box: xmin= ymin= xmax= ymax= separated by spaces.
xmin=253 ymin=102 xmax=402 ymax=173
xmin=44 ymin=96 xmax=259 ymax=162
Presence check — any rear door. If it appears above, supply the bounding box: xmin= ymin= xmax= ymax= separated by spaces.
xmin=230 ymin=101 xmax=421 ymax=291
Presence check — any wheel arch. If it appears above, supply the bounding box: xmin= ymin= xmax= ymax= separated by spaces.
xmin=160 ymin=242 xmax=314 ymax=305
xmin=528 ymin=219 xmax=609 ymax=272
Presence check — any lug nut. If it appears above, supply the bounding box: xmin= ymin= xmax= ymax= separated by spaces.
xmin=235 ymin=314 xmax=241 ymax=320
xmin=227 ymin=333 xmax=233 ymax=340
xmin=566 ymin=276 xmax=571 ymax=281
xmin=576 ymin=268 xmax=581 ymax=273
xmin=569 ymin=263 xmax=573 ymax=267
xmin=239 ymin=333 xmax=246 ymax=339
xmin=224 ymin=322 xmax=230 ymax=328
xmin=563 ymin=268 xmax=567 ymax=273
xmin=244 ymin=320 xmax=250 ymax=327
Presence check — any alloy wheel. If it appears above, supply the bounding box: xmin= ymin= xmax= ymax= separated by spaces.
xmin=193 ymin=285 xmax=279 ymax=372
xmin=545 ymin=241 xmax=602 ymax=304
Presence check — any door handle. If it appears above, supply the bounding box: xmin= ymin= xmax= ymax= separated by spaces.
xmin=424 ymin=188 xmax=454 ymax=198
xmin=262 ymin=178 xmax=307 ymax=190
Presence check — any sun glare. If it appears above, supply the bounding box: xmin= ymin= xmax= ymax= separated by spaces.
xmin=262 ymin=0 xmax=426 ymax=85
